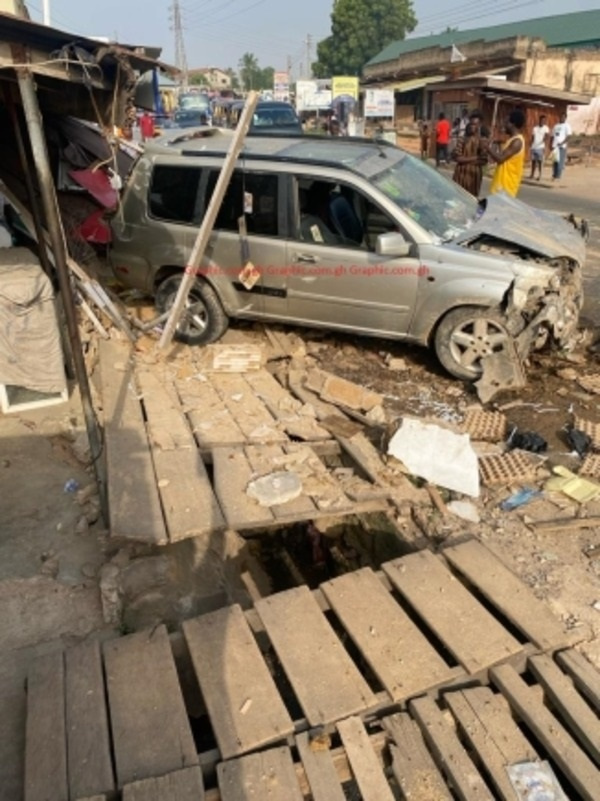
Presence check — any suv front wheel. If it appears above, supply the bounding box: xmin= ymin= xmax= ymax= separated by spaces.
xmin=434 ymin=306 xmax=511 ymax=380
xmin=155 ymin=274 xmax=229 ymax=346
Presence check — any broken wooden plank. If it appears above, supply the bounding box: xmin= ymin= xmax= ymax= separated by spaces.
xmin=212 ymin=446 xmax=275 ymax=530
xmin=122 ymin=767 xmax=205 ymax=801
xmin=255 ymin=586 xmax=376 ymax=726
xmin=444 ymin=688 xmax=532 ymax=800
xmin=490 ymin=663 xmax=600 ymax=800
xmin=383 ymin=551 xmax=522 ymax=674
xmin=409 ymin=695 xmax=495 ymax=801
xmin=24 ymin=651 xmax=68 ymax=801
xmin=556 ymin=648 xmax=600 ymax=712
xmin=183 ymin=605 xmax=294 ymax=759
xmin=283 ymin=443 xmax=355 ymax=514
xmin=103 ymin=626 xmax=197 ymax=786
xmin=295 ymin=732 xmax=346 ymax=801
xmin=99 ymin=340 xmax=168 ymax=545
xmin=209 ymin=373 xmax=287 ymax=443
xmin=137 ymin=370 xmax=196 ymax=451
xmin=321 ymin=568 xmax=456 ymax=702
xmin=65 ymin=641 xmax=114 ymax=799
xmin=244 ymin=444 xmax=317 ymax=521
xmin=217 ymin=747 xmax=303 ymax=801
xmin=337 ymin=717 xmax=395 ymax=801
xmin=383 ymin=713 xmax=453 ymax=801
xmin=443 ymin=539 xmax=568 ymax=651
xmin=178 ymin=377 xmax=247 ymax=448
xmin=529 ymin=653 xmax=600 ymax=763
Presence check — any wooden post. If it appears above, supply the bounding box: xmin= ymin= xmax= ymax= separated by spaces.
xmin=158 ymin=91 xmax=259 ymax=349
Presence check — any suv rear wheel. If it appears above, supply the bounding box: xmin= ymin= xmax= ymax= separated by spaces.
xmin=434 ymin=306 xmax=511 ymax=380
xmin=155 ymin=274 xmax=228 ymax=345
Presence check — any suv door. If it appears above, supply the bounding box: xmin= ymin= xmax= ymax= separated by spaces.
xmin=285 ymin=175 xmax=422 ymax=336
xmin=203 ymin=169 xmax=288 ymax=319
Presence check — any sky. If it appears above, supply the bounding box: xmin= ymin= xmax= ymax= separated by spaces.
xmin=26 ymin=0 xmax=600 ymax=78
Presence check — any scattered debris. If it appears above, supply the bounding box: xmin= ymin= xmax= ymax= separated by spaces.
xmin=246 ymin=471 xmax=303 ymax=507
xmin=387 ymin=418 xmax=480 ymax=497
xmin=385 ymin=356 xmax=408 ymax=371
xmin=579 ymin=453 xmax=600 ymax=479
xmin=196 ymin=344 xmax=265 ymax=373
xmin=545 ymin=465 xmax=600 ymax=503
xmin=447 ymin=500 xmax=480 ymax=523
xmin=63 ymin=478 xmax=80 ymax=493
xmin=500 ymin=488 xmax=542 ymax=511
xmin=573 ymin=416 xmax=600 ymax=450
xmin=506 ymin=760 xmax=567 ymax=800
xmin=306 ymin=369 xmax=383 ymax=412
xmin=461 ymin=407 xmax=507 ymax=442
xmin=577 ymin=374 xmax=600 ymax=394
xmin=556 ymin=366 xmax=578 ymax=381
xmin=479 ymin=450 xmax=537 ymax=487
xmin=566 ymin=428 xmax=592 ymax=457
xmin=474 ymin=342 xmax=526 ymax=404
xmin=507 ymin=428 xmax=548 ymax=454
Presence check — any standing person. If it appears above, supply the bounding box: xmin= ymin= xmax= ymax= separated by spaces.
xmin=452 ymin=111 xmax=488 ymax=197
xmin=487 ymin=109 xmax=526 ymax=197
xmin=435 ymin=112 xmax=451 ymax=167
xmin=551 ymin=112 xmax=572 ymax=181
xmin=530 ymin=114 xmax=549 ymax=180
xmin=139 ymin=111 xmax=155 ymax=142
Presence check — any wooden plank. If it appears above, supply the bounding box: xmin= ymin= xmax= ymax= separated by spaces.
xmin=383 ymin=551 xmax=522 ymax=674
xmin=244 ymin=444 xmax=317 ymax=520
xmin=24 ymin=651 xmax=68 ymax=801
xmin=122 ymin=767 xmax=205 ymax=801
xmin=383 ymin=713 xmax=453 ymax=801
xmin=137 ymin=370 xmax=196 ymax=450
xmin=444 ymin=690 xmax=529 ymax=799
xmin=182 ymin=605 xmax=294 ymax=759
xmin=556 ymin=648 xmax=600 ymax=712
xmin=212 ymin=446 xmax=275 ymax=529
xmin=321 ymin=568 xmax=455 ymax=701
xmin=99 ymin=339 xmax=168 ymax=545
xmin=491 ymin=663 xmax=600 ymax=801
xmin=178 ymin=377 xmax=246 ymax=448
xmin=283 ymin=442 xmax=354 ymax=513
xmin=409 ymin=695 xmax=495 ymax=801
xmin=255 ymin=586 xmax=376 ymax=726
xmin=217 ymin=746 xmax=303 ymax=801
xmin=65 ymin=641 xmax=114 ymax=799
xmin=296 ymin=732 xmax=346 ymax=801
xmin=209 ymin=373 xmax=287 ymax=443
xmin=337 ymin=716 xmax=395 ymax=801
xmin=529 ymin=653 xmax=600 ymax=763
xmin=152 ymin=448 xmax=226 ymax=541
xmin=443 ymin=539 xmax=568 ymax=651
xmin=103 ymin=625 xmax=198 ymax=786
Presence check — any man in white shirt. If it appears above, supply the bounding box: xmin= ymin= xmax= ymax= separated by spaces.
xmin=551 ymin=112 xmax=572 ymax=181
xmin=529 ymin=114 xmax=549 ymax=180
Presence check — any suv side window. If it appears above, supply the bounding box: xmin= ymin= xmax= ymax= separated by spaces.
xmin=294 ymin=177 xmax=399 ymax=251
xmin=206 ymin=170 xmax=279 ymax=237
xmin=148 ymin=165 xmax=202 ymax=224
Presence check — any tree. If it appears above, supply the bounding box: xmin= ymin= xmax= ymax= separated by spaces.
xmin=225 ymin=67 xmax=240 ymax=91
xmin=237 ymin=53 xmax=276 ymax=92
xmin=313 ymin=0 xmax=416 ymax=78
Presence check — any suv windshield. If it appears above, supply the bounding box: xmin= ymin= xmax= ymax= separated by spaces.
xmin=370 ymin=152 xmax=479 ymax=240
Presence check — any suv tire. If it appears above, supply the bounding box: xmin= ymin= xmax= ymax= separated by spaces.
xmin=155 ymin=274 xmax=229 ymax=345
xmin=434 ymin=306 xmax=511 ymax=380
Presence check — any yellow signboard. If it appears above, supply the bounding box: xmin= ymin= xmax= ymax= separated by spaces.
xmin=332 ymin=76 xmax=359 ymax=100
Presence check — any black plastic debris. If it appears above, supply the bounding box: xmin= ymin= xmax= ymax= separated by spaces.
xmin=507 ymin=427 xmax=547 ymax=453
xmin=566 ymin=428 xmax=592 ymax=457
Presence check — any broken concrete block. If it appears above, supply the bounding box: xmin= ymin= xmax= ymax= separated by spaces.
xmin=386 ymin=357 xmax=408 ymax=371
xmin=319 ymin=372 xmax=383 ymax=411
xmin=196 ymin=343 xmax=265 ymax=373
xmin=365 ymin=405 xmax=386 ymax=424
xmin=246 ymin=471 xmax=303 ymax=506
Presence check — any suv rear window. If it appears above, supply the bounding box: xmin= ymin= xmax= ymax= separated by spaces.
xmin=149 ymin=165 xmax=202 ymax=223
xmin=206 ymin=170 xmax=280 ymax=236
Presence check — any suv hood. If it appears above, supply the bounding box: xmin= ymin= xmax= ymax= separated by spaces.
xmin=454 ymin=191 xmax=586 ymax=265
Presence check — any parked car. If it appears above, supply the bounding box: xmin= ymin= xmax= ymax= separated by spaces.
xmin=171 ymin=108 xmax=210 ymax=128
xmin=109 ymin=130 xmax=585 ymax=380
xmin=228 ymin=100 xmax=303 ymax=135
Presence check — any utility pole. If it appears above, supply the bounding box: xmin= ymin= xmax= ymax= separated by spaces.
xmin=170 ymin=0 xmax=189 ymax=90
xmin=42 ymin=0 xmax=50 ymax=25
xmin=305 ymin=33 xmax=312 ymax=78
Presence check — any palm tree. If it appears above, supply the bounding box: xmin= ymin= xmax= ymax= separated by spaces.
xmin=238 ymin=52 xmax=259 ymax=91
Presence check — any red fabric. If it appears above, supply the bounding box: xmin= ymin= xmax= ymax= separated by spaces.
xmin=69 ymin=168 xmax=118 ymax=209
xmin=78 ymin=209 xmax=112 ymax=244
xmin=140 ymin=114 xmax=155 ymax=139
xmin=436 ymin=118 xmax=451 ymax=145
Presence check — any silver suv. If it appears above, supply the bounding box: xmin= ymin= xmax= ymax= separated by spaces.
xmin=110 ymin=129 xmax=585 ymax=380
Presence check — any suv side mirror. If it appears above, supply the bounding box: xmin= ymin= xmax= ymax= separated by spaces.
xmin=376 ymin=232 xmax=411 ymax=258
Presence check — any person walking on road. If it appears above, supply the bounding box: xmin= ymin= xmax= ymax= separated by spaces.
xmin=435 ymin=112 xmax=451 ymax=167
xmin=551 ymin=112 xmax=572 ymax=181
xmin=530 ymin=114 xmax=549 ymax=180
xmin=487 ymin=109 xmax=526 ymax=197
xmin=452 ymin=111 xmax=488 ymax=197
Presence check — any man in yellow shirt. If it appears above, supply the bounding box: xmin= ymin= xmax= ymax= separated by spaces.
xmin=487 ymin=109 xmax=526 ymax=197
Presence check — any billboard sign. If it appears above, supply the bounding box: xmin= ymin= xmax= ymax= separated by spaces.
xmin=332 ymin=76 xmax=359 ymax=101
xmin=364 ymin=89 xmax=395 ymax=118
xmin=296 ymin=80 xmax=332 ymax=111
xmin=273 ymin=71 xmax=290 ymax=102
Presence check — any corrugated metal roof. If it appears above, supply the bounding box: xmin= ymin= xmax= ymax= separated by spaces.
xmin=367 ymin=9 xmax=600 ymax=67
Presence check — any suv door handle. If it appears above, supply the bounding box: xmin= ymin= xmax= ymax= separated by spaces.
xmin=295 ymin=253 xmax=318 ymax=263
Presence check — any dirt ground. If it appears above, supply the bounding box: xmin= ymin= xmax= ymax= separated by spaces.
xmin=0 ymin=163 xmax=599 ymax=800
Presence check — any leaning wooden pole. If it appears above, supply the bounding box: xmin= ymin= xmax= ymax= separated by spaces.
xmin=16 ymin=67 xmax=107 ymax=521
xmin=158 ymin=91 xmax=259 ymax=349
